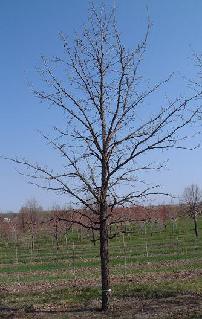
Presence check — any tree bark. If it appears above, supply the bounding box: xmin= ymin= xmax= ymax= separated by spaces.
xmin=193 ymin=216 xmax=198 ymax=237
xmin=99 ymin=201 xmax=110 ymax=311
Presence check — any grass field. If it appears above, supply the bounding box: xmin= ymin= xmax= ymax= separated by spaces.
xmin=0 ymin=217 xmax=202 ymax=318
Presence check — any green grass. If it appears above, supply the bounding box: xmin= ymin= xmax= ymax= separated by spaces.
xmin=2 ymin=286 xmax=100 ymax=306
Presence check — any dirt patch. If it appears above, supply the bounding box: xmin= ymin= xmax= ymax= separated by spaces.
xmin=0 ymin=294 xmax=201 ymax=319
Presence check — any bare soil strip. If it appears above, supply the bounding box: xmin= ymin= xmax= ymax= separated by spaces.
xmin=0 ymin=294 xmax=201 ymax=319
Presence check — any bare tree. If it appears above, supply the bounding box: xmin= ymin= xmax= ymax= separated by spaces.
xmin=48 ymin=205 xmax=71 ymax=252
xmin=4 ymin=5 xmax=202 ymax=310
xmin=19 ymin=199 xmax=42 ymax=251
xmin=182 ymin=184 xmax=202 ymax=237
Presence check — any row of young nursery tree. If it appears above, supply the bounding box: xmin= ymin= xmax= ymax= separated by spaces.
xmin=0 ymin=192 xmax=201 ymax=245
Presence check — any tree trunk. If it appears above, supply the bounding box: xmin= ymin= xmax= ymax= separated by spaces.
xmin=99 ymin=204 xmax=110 ymax=311
xmin=92 ymin=228 xmax=96 ymax=246
xmin=31 ymin=233 xmax=34 ymax=251
xmin=193 ymin=216 xmax=198 ymax=237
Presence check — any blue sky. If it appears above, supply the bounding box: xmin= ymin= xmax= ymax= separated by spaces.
xmin=1 ymin=0 xmax=202 ymax=212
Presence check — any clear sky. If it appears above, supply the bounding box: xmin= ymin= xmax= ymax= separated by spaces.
xmin=1 ymin=0 xmax=202 ymax=212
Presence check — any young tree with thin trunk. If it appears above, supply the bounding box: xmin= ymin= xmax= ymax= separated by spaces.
xmin=19 ymin=199 xmax=42 ymax=251
xmin=182 ymin=184 xmax=202 ymax=237
xmin=4 ymin=5 xmax=202 ymax=310
xmin=49 ymin=206 xmax=70 ymax=252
